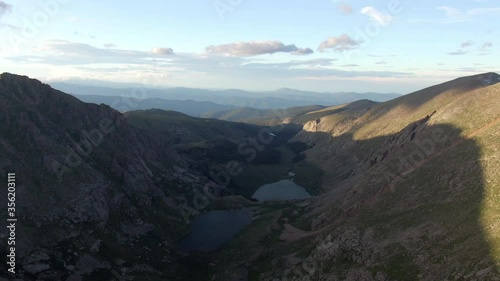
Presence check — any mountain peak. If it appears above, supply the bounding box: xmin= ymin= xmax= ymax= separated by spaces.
xmin=0 ymin=72 xmax=72 ymax=105
xmin=1 ymin=72 xmax=31 ymax=81
xmin=275 ymin=87 xmax=302 ymax=93
xmin=0 ymin=72 xmax=49 ymax=88
xmin=475 ymin=72 xmax=500 ymax=86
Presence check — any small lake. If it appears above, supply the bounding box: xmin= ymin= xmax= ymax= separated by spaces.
xmin=251 ymin=179 xmax=311 ymax=202
xmin=179 ymin=209 xmax=252 ymax=252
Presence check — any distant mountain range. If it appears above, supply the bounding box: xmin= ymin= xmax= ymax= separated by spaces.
xmin=72 ymin=95 xmax=239 ymax=117
xmin=51 ymin=83 xmax=401 ymax=115
xmin=2 ymin=72 xmax=499 ymax=280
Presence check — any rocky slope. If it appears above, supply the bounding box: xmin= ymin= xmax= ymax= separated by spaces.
xmin=0 ymin=73 xmax=293 ymax=280
xmin=0 ymin=72 xmax=499 ymax=281
xmin=209 ymin=73 xmax=500 ymax=280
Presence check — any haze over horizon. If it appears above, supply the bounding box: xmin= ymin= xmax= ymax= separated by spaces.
xmin=0 ymin=0 xmax=499 ymax=93
xmin=1 ymin=2 xmax=500 ymax=280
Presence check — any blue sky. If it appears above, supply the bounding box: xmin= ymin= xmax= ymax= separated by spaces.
xmin=0 ymin=0 xmax=498 ymax=93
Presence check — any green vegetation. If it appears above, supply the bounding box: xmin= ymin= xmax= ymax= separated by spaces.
xmin=205 ymin=74 xmax=500 ymax=279
xmin=202 ymin=105 xmax=326 ymax=124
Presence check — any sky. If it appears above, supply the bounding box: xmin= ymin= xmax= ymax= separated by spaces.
xmin=0 ymin=0 xmax=498 ymax=93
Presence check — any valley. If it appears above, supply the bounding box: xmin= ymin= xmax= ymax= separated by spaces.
xmin=1 ymin=1 xmax=499 ymax=279
xmin=0 ymin=72 xmax=499 ymax=280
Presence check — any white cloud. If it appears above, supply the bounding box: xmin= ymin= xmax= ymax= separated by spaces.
xmin=205 ymin=41 xmax=313 ymax=57
xmin=361 ymin=7 xmax=393 ymax=26
xmin=438 ymin=6 xmax=500 ymax=22
xmin=318 ymin=34 xmax=362 ymax=52
xmin=6 ymin=39 xmax=413 ymax=88
xmin=151 ymin=47 xmax=174 ymax=55
xmin=26 ymin=40 xmax=175 ymax=65
xmin=409 ymin=6 xmax=500 ymax=23
xmin=292 ymin=48 xmax=314 ymax=56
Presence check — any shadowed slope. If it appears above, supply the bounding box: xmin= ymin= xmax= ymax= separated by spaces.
xmin=210 ymin=73 xmax=500 ymax=280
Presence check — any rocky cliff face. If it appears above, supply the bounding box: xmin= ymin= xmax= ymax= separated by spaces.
xmin=0 ymin=73 xmax=239 ymax=280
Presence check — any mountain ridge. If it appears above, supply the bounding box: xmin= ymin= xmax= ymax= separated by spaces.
xmin=0 ymin=72 xmax=499 ymax=280
xmin=51 ymin=82 xmax=401 ymax=110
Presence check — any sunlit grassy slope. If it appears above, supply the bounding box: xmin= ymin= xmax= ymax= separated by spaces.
xmin=212 ymin=73 xmax=500 ymax=280
xmin=302 ymin=73 xmax=500 ymax=278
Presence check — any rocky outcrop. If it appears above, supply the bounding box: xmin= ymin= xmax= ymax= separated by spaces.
xmin=0 ymin=73 xmax=221 ymax=280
